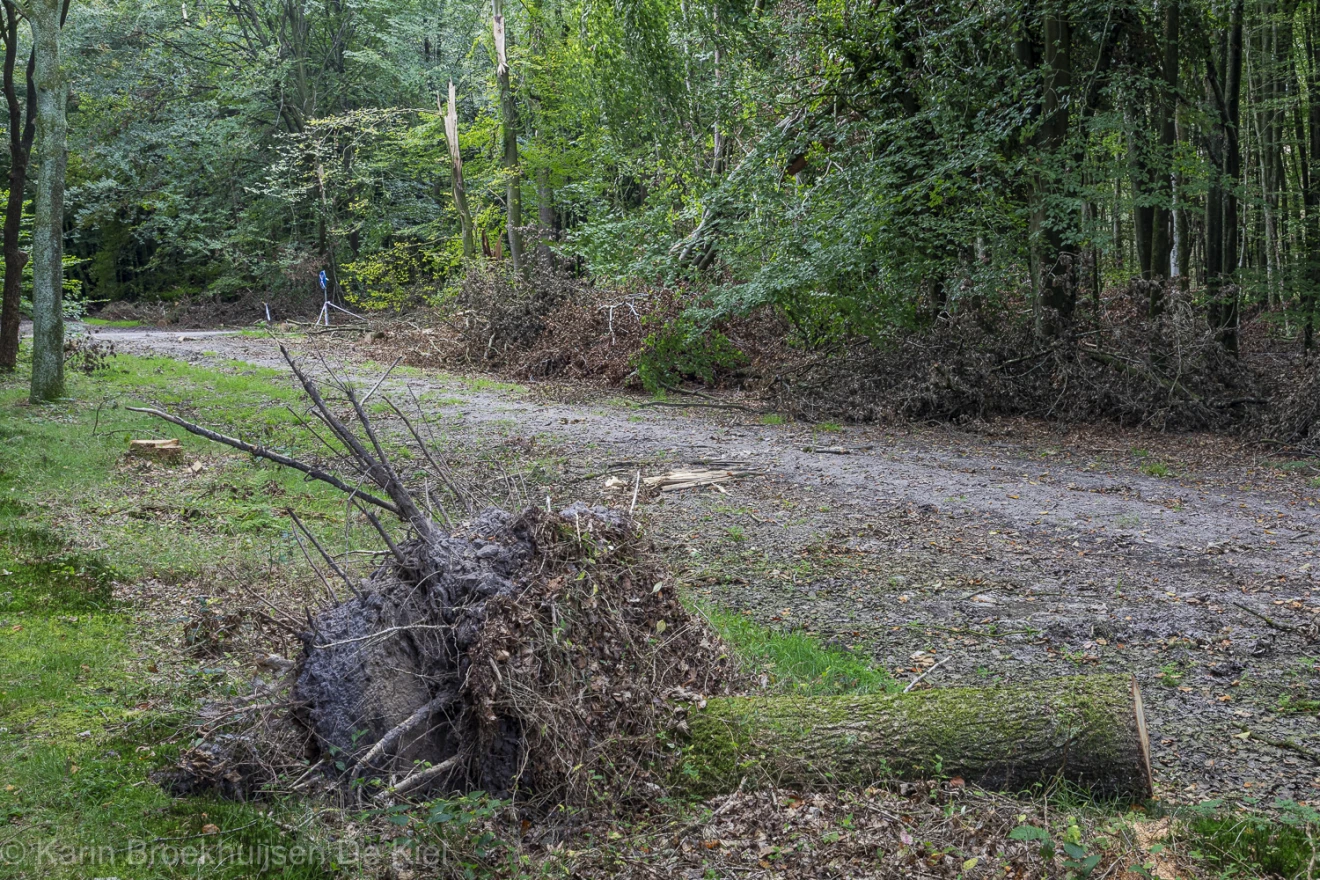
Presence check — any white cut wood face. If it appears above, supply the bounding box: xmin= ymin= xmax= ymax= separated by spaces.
xmin=493 ymin=14 xmax=507 ymax=76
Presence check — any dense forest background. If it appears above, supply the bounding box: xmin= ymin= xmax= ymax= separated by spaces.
xmin=10 ymin=0 xmax=1320 ymax=434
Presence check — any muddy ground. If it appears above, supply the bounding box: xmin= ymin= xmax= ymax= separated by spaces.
xmin=96 ymin=325 xmax=1320 ymax=810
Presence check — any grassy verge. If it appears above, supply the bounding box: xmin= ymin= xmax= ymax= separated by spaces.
xmin=697 ymin=603 xmax=896 ymax=695
xmin=0 ymin=348 xmax=348 ymax=879
xmin=82 ymin=317 xmax=142 ymax=328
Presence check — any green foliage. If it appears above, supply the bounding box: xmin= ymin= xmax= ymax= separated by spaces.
xmin=1275 ymin=694 xmax=1320 ymax=714
xmin=1189 ymin=800 xmax=1318 ymax=879
xmin=635 ymin=318 xmax=747 ymax=393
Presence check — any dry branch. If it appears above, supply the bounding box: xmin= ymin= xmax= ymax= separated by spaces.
xmin=125 ymin=405 xmax=399 ymax=515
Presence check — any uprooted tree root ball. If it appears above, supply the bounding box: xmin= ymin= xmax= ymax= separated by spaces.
xmin=135 ymin=346 xmax=733 ymax=807
xmin=295 ymin=503 xmax=729 ymax=805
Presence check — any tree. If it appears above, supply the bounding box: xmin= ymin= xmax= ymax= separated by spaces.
xmin=493 ymin=0 xmax=523 ymax=273
xmin=1204 ymin=0 xmax=1246 ymax=354
xmin=26 ymin=0 xmax=68 ymax=403
xmin=0 ymin=0 xmax=34 ymax=371
xmin=442 ymin=81 xmax=476 ymax=260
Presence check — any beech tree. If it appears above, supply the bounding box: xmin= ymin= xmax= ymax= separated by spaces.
xmin=26 ymin=0 xmax=67 ymax=403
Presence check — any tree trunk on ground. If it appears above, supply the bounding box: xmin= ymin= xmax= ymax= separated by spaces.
xmin=0 ymin=0 xmax=34 ymax=371
xmin=27 ymin=0 xmax=67 ymax=403
xmin=493 ymin=0 xmax=523 ymax=274
xmin=140 ymin=364 xmax=1158 ymax=805
xmin=682 ymin=675 xmax=1153 ymax=800
xmin=441 ymin=82 xmax=475 ymax=260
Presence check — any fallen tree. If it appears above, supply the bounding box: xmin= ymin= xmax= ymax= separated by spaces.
xmin=680 ymin=675 xmax=1152 ymax=799
xmin=134 ymin=348 xmax=1154 ymax=805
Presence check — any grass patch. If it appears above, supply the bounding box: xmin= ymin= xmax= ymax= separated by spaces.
xmin=760 ymin=413 xmax=786 ymax=426
xmin=1276 ymin=694 xmax=1320 ymax=714
xmin=83 ymin=317 xmax=142 ymax=328
xmin=0 ymin=346 xmax=350 ymax=878
xmin=1140 ymin=460 xmax=1170 ymax=477
xmin=1188 ymin=801 xmax=1317 ymax=880
xmin=698 ymin=604 xmax=895 ymax=696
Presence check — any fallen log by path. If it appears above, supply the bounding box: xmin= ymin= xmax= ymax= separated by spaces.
xmin=681 ymin=674 xmax=1153 ymax=799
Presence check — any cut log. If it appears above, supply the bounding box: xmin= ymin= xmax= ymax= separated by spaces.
xmin=128 ymin=438 xmax=182 ymax=462
xmin=681 ymin=674 xmax=1152 ymax=799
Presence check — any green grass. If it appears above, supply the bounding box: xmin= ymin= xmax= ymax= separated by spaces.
xmin=815 ymin=421 xmax=843 ymax=432
xmin=1140 ymin=460 xmax=1170 ymax=477
xmin=698 ymin=605 xmax=895 ymax=696
xmin=0 ymin=355 xmax=371 ymax=578
xmin=1275 ymin=694 xmax=1320 ymax=714
xmin=83 ymin=317 xmax=142 ymax=328
xmin=1188 ymin=801 xmax=1317 ymax=880
xmin=0 ymin=347 xmax=352 ymax=878
xmin=457 ymin=375 xmax=528 ymax=394
xmin=760 ymin=413 xmax=786 ymax=426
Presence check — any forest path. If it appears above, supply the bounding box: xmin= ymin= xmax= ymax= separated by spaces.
xmin=102 ymin=325 xmax=1320 ymax=808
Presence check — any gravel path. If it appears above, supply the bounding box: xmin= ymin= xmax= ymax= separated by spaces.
xmin=100 ymin=325 xmax=1320 ymax=808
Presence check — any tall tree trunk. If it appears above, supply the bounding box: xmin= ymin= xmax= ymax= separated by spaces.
xmin=493 ymin=0 xmax=523 ymax=273
xmin=1304 ymin=2 xmax=1320 ymax=353
xmin=1034 ymin=10 xmax=1076 ymax=332
xmin=441 ymin=82 xmax=475 ymax=260
xmin=1149 ymin=0 xmax=1180 ymax=313
xmin=1204 ymin=0 xmax=1245 ymax=354
xmin=27 ymin=0 xmax=67 ymax=403
xmin=0 ymin=0 xmax=34 ymax=371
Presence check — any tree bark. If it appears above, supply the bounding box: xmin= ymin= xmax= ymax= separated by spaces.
xmin=0 ymin=0 xmax=34 ymax=371
xmin=682 ymin=675 xmax=1153 ymax=800
xmin=1031 ymin=9 xmax=1077 ymax=333
xmin=27 ymin=0 xmax=67 ymax=403
xmin=1204 ymin=0 xmax=1244 ymax=354
xmin=1149 ymin=0 xmax=1179 ymax=311
xmin=441 ymin=82 xmax=475 ymax=260
xmin=1304 ymin=2 xmax=1320 ymax=353
xmin=493 ymin=0 xmax=523 ymax=273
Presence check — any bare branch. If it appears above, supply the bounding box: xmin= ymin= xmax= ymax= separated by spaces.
xmin=124 ymin=405 xmax=398 ymax=516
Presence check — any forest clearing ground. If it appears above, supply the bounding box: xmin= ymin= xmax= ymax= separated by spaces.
xmin=96 ymin=326 xmax=1320 ymax=809
xmin=2 ymin=323 xmax=1316 ymax=878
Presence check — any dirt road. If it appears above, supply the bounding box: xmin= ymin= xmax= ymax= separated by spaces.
xmin=100 ymin=326 xmax=1320 ymax=807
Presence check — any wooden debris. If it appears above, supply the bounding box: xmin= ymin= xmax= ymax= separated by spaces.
xmin=128 ymin=438 xmax=183 ymax=461
xmin=643 ymin=468 xmax=748 ymax=492
xmin=800 ymin=444 xmax=875 ymax=455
